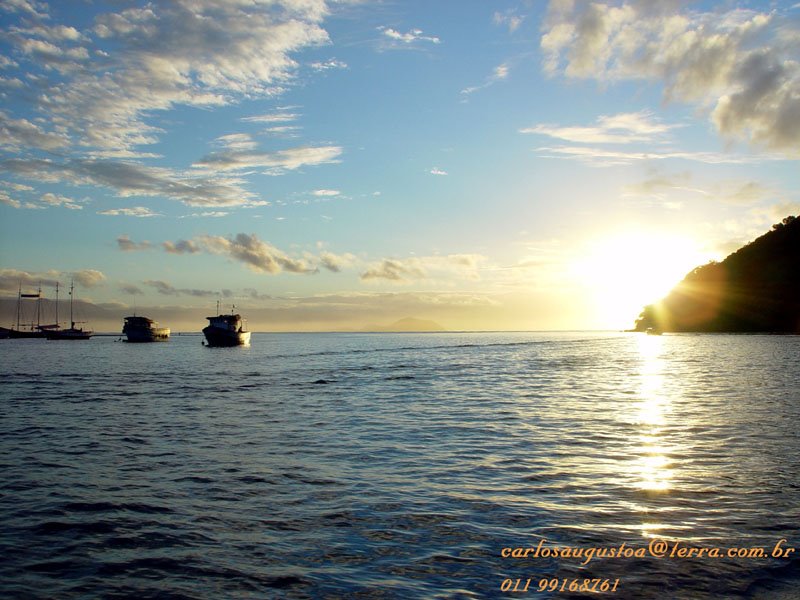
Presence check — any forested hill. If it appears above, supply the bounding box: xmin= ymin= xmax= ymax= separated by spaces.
xmin=634 ymin=216 xmax=800 ymax=333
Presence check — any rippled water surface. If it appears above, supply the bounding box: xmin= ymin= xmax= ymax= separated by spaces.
xmin=1 ymin=332 xmax=799 ymax=599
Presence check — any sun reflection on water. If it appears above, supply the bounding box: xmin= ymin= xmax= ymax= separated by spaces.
xmin=634 ymin=334 xmax=673 ymax=493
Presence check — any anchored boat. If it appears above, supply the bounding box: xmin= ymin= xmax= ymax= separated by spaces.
xmin=122 ymin=315 xmax=170 ymax=342
xmin=202 ymin=303 xmax=251 ymax=347
xmin=46 ymin=280 xmax=92 ymax=340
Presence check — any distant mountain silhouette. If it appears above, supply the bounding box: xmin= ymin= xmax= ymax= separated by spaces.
xmin=634 ymin=215 xmax=800 ymax=333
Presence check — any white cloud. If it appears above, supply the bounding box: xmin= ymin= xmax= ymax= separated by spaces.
xmin=310 ymin=58 xmax=347 ymax=71
xmin=0 ymin=268 xmax=62 ymax=292
xmin=0 ymin=191 xmax=22 ymax=208
xmin=541 ymin=1 xmax=800 ymax=155
xmin=461 ymin=62 xmax=510 ymax=96
xmin=73 ymin=269 xmax=106 ymax=288
xmin=193 ymin=145 xmax=343 ymax=174
xmin=241 ymin=112 xmax=300 ymax=124
xmin=2 ymin=157 xmax=256 ymax=206
xmin=0 ymin=111 xmax=71 ymax=152
xmin=313 ymin=189 xmax=340 ymax=196
xmin=214 ymin=133 xmax=258 ymax=151
xmin=187 ymin=211 xmax=229 ymax=218
xmin=494 ymin=11 xmax=524 ymax=33
xmin=99 ymin=206 xmax=160 ymax=217
xmin=36 ymin=2 xmax=328 ymax=153
xmin=40 ymin=192 xmax=82 ymax=210
xmin=535 ymin=145 xmax=775 ymax=167
xmin=378 ymin=26 xmax=440 ymax=47
xmin=521 ymin=111 xmax=678 ymax=144
xmin=429 ymin=167 xmax=448 ymax=176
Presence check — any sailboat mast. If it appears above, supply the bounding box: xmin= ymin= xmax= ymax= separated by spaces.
xmin=55 ymin=282 xmax=59 ymax=329
xmin=16 ymin=283 xmax=21 ymax=330
xmin=36 ymin=284 xmax=41 ymax=329
xmin=69 ymin=279 xmax=74 ymax=328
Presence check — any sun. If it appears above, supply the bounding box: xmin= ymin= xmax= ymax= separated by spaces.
xmin=572 ymin=231 xmax=714 ymax=329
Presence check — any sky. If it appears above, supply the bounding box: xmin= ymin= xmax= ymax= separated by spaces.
xmin=1 ymin=0 xmax=799 ymax=331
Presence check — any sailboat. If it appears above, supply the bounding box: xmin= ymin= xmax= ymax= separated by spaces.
xmin=2 ymin=284 xmax=47 ymax=338
xmin=46 ymin=280 xmax=93 ymax=340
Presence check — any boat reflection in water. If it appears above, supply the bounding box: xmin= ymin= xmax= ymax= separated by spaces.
xmin=122 ymin=316 xmax=170 ymax=342
xmin=202 ymin=304 xmax=251 ymax=347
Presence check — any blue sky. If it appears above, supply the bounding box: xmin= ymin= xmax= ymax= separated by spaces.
xmin=1 ymin=0 xmax=799 ymax=330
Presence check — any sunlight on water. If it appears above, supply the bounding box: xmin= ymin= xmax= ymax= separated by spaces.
xmin=1 ymin=332 xmax=799 ymax=598
xmin=634 ymin=334 xmax=673 ymax=492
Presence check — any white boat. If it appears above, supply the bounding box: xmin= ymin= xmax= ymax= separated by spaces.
xmin=122 ymin=316 xmax=170 ymax=342
xmin=202 ymin=304 xmax=251 ymax=347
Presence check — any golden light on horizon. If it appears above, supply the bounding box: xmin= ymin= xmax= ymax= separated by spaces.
xmin=572 ymin=231 xmax=714 ymax=329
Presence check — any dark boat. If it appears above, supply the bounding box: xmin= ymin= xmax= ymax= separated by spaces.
xmin=122 ymin=315 xmax=170 ymax=342
xmin=46 ymin=280 xmax=92 ymax=341
xmin=6 ymin=284 xmax=48 ymax=338
xmin=202 ymin=304 xmax=251 ymax=347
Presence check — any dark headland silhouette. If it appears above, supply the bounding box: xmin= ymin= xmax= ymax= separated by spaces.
xmin=634 ymin=215 xmax=800 ymax=333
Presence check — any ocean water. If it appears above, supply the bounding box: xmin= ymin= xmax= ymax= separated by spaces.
xmin=1 ymin=331 xmax=798 ymax=599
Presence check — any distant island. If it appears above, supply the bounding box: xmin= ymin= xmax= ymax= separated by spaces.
xmin=363 ymin=317 xmax=446 ymax=332
xmin=634 ymin=215 xmax=800 ymax=333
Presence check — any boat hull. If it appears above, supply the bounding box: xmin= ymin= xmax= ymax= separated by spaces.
xmin=202 ymin=326 xmax=251 ymax=347
xmin=46 ymin=328 xmax=92 ymax=340
xmin=8 ymin=329 xmax=46 ymax=339
xmin=124 ymin=327 xmax=170 ymax=342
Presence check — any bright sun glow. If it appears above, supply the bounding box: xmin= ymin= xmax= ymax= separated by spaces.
xmin=573 ymin=231 xmax=715 ymax=329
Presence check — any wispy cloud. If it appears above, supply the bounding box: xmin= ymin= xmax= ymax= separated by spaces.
xmin=193 ymin=145 xmax=343 ymax=174
xmin=117 ymin=235 xmax=152 ymax=251
xmin=99 ymin=206 xmax=161 ymax=217
xmin=2 ymin=158 xmax=256 ymax=207
xmin=493 ymin=10 xmax=524 ymax=33
xmin=319 ymin=251 xmax=355 ymax=273
xmin=378 ymin=26 xmax=440 ymax=48
xmin=623 ymin=172 xmax=783 ymax=208
xmin=429 ymin=167 xmax=448 ymax=176
xmin=521 ymin=111 xmax=678 ymax=144
xmin=360 ymin=254 xmax=485 ymax=283
xmin=534 ymin=145 xmax=776 ymax=167
xmin=144 ymin=279 xmax=217 ymax=298
xmin=310 ymin=59 xmax=347 ymax=71
xmin=461 ymin=63 xmax=510 ymax=96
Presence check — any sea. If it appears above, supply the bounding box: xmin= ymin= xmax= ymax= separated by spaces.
xmin=1 ymin=331 xmax=798 ymax=599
